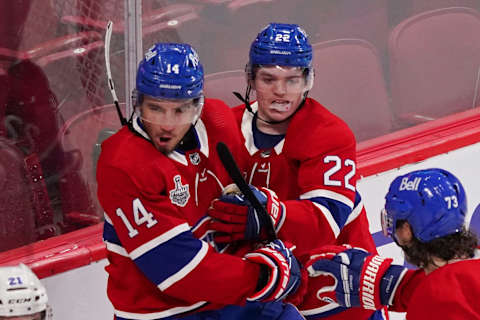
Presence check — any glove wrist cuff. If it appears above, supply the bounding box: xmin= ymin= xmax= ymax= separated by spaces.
xmin=245 ymin=250 xmax=283 ymax=302
xmin=359 ymin=255 xmax=393 ymax=310
xmin=259 ymin=187 xmax=286 ymax=234
xmin=244 ymin=241 xmax=301 ymax=302
xmin=380 ymin=265 xmax=408 ymax=306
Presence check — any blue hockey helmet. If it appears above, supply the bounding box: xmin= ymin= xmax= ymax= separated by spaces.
xmin=381 ymin=168 xmax=467 ymax=242
xmin=135 ymin=43 xmax=204 ymax=101
xmin=249 ymin=23 xmax=313 ymax=68
xmin=245 ymin=23 xmax=314 ymax=100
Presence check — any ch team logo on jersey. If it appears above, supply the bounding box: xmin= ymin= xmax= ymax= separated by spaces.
xmin=189 ymin=152 xmax=201 ymax=165
xmin=258 ymin=162 xmax=270 ymax=173
xmin=170 ymin=175 xmax=190 ymax=207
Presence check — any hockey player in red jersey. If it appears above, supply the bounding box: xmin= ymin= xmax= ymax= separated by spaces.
xmin=305 ymin=168 xmax=480 ymax=319
xmin=97 ymin=43 xmax=304 ymax=320
xmin=206 ymin=23 xmax=376 ymax=318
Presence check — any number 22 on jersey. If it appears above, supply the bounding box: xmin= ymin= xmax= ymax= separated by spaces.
xmin=323 ymin=155 xmax=356 ymax=191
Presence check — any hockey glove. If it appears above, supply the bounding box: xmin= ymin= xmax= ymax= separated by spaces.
xmin=191 ymin=215 xmax=228 ymax=253
xmin=245 ymin=240 xmax=302 ymax=302
xmin=208 ymin=185 xmax=286 ymax=242
xmin=304 ymin=245 xmax=407 ymax=311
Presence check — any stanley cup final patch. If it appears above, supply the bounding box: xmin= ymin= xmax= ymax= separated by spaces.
xmin=170 ymin=175 xmax=190 ymax=207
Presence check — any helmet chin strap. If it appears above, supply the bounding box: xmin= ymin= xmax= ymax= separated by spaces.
xmin=233 ymin=84 xmax=308 ymax=125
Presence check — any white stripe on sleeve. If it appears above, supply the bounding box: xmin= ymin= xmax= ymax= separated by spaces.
xmin=312 ymin=202 xmax=341 ymax=238
xmin=300 ymin=189 xmax=354 ymax=209
xmin=158 ymin=240 xmax=209 ymax=291
xmin=130 ymin=223 xmax=190 ymax=260
xmin=114 ymin=301 xmax=207 ymax=319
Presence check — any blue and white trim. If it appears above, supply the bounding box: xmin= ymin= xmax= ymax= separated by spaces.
xmin=114 ymin=301 xmax=207 ymax=320
xmin=300 ymin=189 xmax=354 ymax=209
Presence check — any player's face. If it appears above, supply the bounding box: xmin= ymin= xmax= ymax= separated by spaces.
xmin=394 ymin=222 xmax=413 ymax=247
xmin=254 ymin=66 xmax=307 ymax=123
xmin=140 ymin=96 xmax=194 ymax=154
xmin=393 ymin=222 xmax=420 ymax=266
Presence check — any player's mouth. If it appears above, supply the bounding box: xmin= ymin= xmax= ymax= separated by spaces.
xmin=269 ymin=100 xmax=292 ymax=112
xmin=156 ymin=135 xmax=174 ymax=146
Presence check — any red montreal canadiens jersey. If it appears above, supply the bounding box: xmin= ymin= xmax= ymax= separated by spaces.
xmin=232 ymin=98 xmax=375 ymax=256
xmin=391 ymin=248 xmax=480 ymax=319
xmin=98 ymin=99 xmax=260 ymax=320
xmin=233 ymin=98 xmax=376 ymax=319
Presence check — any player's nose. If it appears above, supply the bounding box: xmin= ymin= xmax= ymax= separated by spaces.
xmin=273 ymin=80 xmax=287 ymax=95
xmin=158 ymin=123 xmax=176 ymax=132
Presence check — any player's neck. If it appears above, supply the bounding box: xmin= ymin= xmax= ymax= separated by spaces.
xmin=424 ymin=258 xmax=446 ymax=274
xmin=255 ymin=116 xmax=290 ymax=135
xmin=424 ymin=256 xmax=464 ymax=274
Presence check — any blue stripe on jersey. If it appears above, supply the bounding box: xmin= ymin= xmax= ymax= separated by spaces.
xmin=134 ymin=231 xmax=203 ymax=286
xmin=353 ymin=190 xmax=362 ymax=207
xmin=308 ymin=196 xmax=353 ymax=231
xmin=103 ymin=220 xmax=122 ymax=246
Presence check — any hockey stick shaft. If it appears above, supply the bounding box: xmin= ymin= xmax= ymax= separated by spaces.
xmin=216 ymin=142 xmax=277 ymax=241
xmin=105 ymin=20 xmax=127 ymax=126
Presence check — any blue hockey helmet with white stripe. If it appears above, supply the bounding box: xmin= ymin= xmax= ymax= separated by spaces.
xmin=381 ymin=168 xmax=467 ymax=242
xmin=249 ymin=23 xmax=313 ymax=68
xmin=135 ymin=43 xmax=204 ymax=101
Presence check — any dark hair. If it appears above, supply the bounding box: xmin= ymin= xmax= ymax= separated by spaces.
xmin=401 ymin=224 xmax=478 ymax=268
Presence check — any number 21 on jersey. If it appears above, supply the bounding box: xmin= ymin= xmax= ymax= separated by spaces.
xmin=116 ymin=198 xmax=158 ymax=238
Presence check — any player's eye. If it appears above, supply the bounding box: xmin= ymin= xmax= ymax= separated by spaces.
xmin=175 ymin=107 xmax=186 ymax=114
xmin=260 ymin=77 xmax=274 ymax=84
xmin=148 ymin=104 xmax=162 ymax=112
xmin=287 ymin=77 xmax=301 ymax=85
xmin=177 ymin=103 xmax=193 ymax=114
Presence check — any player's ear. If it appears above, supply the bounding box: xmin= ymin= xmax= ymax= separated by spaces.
xmin=249 ymin=78 xmax=256 ymax=90
xmin=246 ymin=72 xmax=255 ymax=90
xmin=396 ymin=221 xmax=414 ymax=246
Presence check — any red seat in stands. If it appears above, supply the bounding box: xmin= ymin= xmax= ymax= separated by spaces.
xmin=204 ymin=70 xmax=246 ymax=107
xmin=310 ymin=39 xmax=392 ymax=142
xmin=388 ymin=7 xmax=480 ymax=128
xmin=288 ymin=0 xmax=389 ymax=56
xmin=410 ymin=0 xmax=480 ymax=14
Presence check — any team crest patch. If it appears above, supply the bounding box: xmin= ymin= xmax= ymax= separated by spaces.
xmin=170 ymin=175 xmax=190 ymax=207
xmin=189 ymin=152 xmax=201 ymax=165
